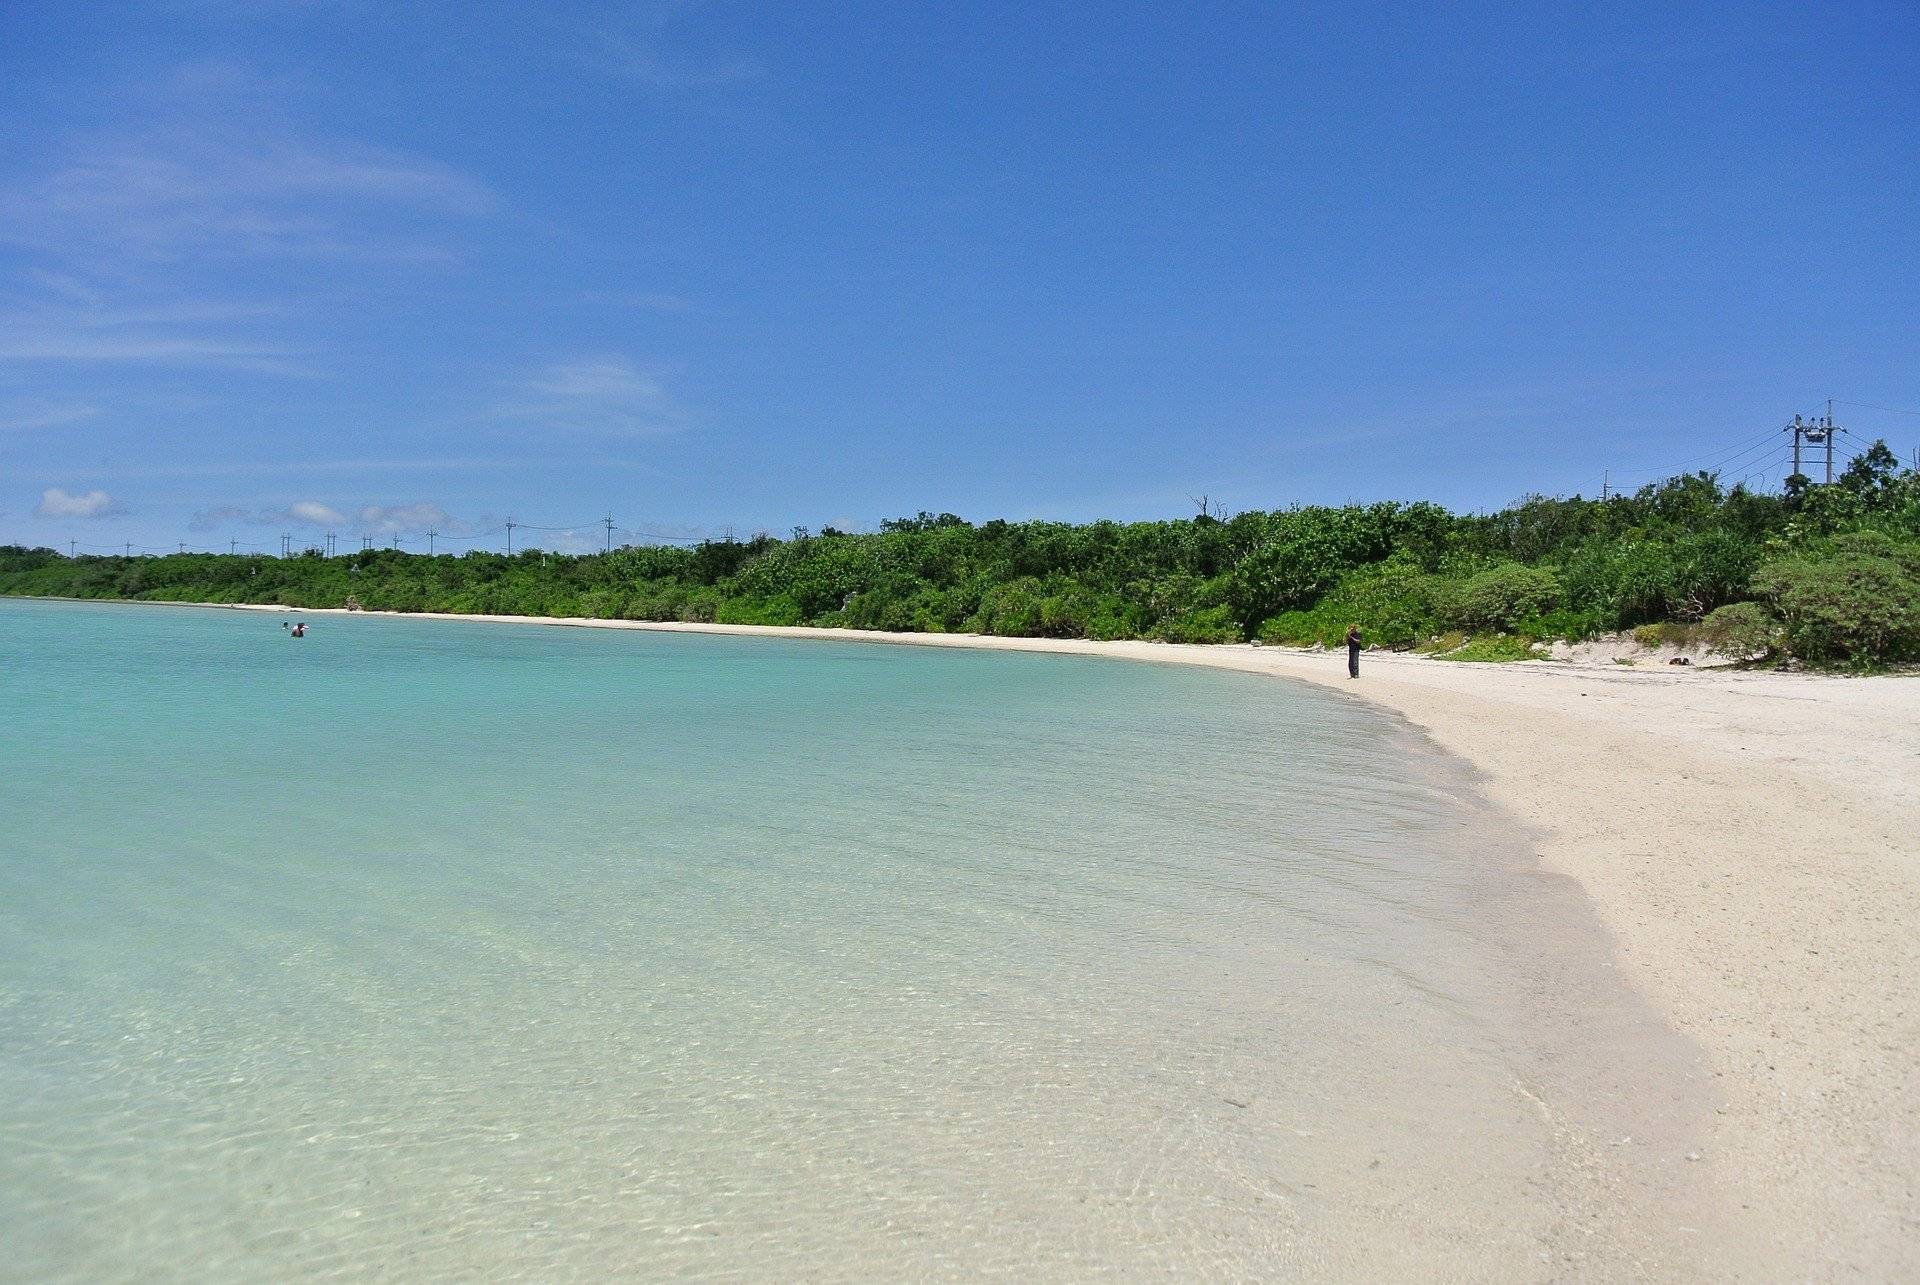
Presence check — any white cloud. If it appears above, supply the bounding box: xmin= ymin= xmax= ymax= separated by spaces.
xmin=34 ymin=487 xmax=120 ymax=519
xmin=581 ymin=24 xmax=764 ymax=88
xmin=285 ymin=500 xmax=346 ymax=526
xmin=0 ymin=62 xmax=499 ymax=388
xmin=188 ymin=504 xmax=251 ymax=532
xmin=495 ymin=355 xmax=683 ymax=435
xmin=357 ymin=502 xmax=460 ymax=535
xmin=579 ymin=289 xmax=699 ymax=313
xmin=187 ymin=500 xmax=459 ymax=533
xmin=0 ymin=324 xmax=304 ymax=374
xmin=0 ymin=401 xmax=101 ymax=431
xmin=0 ymin=99 xmax=497 ymax=265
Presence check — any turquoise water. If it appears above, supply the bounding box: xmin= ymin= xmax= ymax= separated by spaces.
xmin=0 ymin=599 xmax=1691 ymax=1278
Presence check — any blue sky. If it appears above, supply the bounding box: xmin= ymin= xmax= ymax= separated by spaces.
xmin=2 ymin=1 xmax=1915 ymax=553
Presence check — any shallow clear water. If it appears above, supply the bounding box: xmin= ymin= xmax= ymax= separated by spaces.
xmin=0 ymin=599 xmax=1695 ymax=1278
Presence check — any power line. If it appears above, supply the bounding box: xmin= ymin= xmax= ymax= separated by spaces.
xmin=1832 ymin=398 xmax=1920 ymax=418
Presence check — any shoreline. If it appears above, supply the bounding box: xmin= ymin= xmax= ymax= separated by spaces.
xmin=17 ymin=596 xmax=1920 ymax=1272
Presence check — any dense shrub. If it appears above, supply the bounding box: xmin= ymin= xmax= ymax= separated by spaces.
xmin=1446 ymin=564 xmax=1562 ymax=632
xmin=6 ymin=440 xmax=1917 ymax=667
xmin=1752 ymin=535 xmax=1920 ymax=667
xmin=1700 ymin=602 xmax=1781 ymax=662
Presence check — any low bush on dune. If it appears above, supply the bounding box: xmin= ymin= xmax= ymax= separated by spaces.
xmin=1430 ymin=633 xmax=1541 ymax=663
xmin=1700 ymin=602 xmax=1781 ymax=663
xmin=1444 ymin=563 xmax=1563 ymax=633
xmin=1749 ymin=533 xmax=1920 ymax=669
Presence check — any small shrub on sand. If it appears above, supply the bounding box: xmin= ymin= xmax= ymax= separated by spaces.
xmin=1432 ymin=633 xmax=1540 ymax=663
xmin=1752 ymin=534 xmax=1920 ymax=667
xmin=1700 ymin=602 xmax=1781 ymax=662
xmin=1445 ymin=564 xmax=1563 ymax=633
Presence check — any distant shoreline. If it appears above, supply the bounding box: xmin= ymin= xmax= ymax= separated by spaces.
xmin=11 ymin=594 xmax=1920 ymax=1272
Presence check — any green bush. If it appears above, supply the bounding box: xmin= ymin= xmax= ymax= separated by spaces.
xmin=1700 ymin=601 xmax=1780 ymax=662
xmin=1446 ymin=564 xmax=1562 ymax=632
xmin=1753 ymin=536 xmax=1920 ymax=667
xmin=1152 ymin=605 xmax=1240 ymax=643
xmin=1432 ymin=633 xmax=1539 ymax=662
xmin=1514 ymin=606 xmax=1609 ymax=641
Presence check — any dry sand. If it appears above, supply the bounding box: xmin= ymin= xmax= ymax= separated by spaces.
xmin=221 ymin=606 xmax=1920 ymax=1273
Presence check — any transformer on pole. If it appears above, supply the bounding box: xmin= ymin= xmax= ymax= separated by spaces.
xmin=1786 ymin=402 xmax=1839 ymax=484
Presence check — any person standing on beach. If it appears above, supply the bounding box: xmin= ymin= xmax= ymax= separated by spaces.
xmin=1345 ymin=624 xmax=1362 ymax=678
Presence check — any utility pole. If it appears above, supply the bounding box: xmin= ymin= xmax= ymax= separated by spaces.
xmin=124 ymin=542 xmax=132 ymax=557
xmin=604 ymin=514 xmax=615 ymax=554
xmin=281 ymin=533 xmax=291 ymax=558
xmin=179 ymin=542 xmax=186 ymax=555
xmin=1785 ymin=407 xmax=1840 ymax=484
xmin=326 ymin=532 xmax=336 ymax=557
xmin=506 ymin=517 xmax=515 ymax=556
xmin=428 ymin=528 xmax=437 ymax=556
xmin=1601 ymin=470 xmax=1609 ymax=501
xmin=69 ymin=540 xmax=76 ymax=558
xmin=230 ymin=539 xmax=238 ymax=555
xmin=1826 ymin=400 xmax=1837 ymax=482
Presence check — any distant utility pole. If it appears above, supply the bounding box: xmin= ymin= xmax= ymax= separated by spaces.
xmin=428 ymin=528 xmax=437 ymax=555
xmin=604 ymin=514 xmax=615 ymax=554
xmin=506 ymin=517 xmax=516 ymax=556
xmin=230 ymin=539 xmax=238 ymax=555
xmin=124 ymin=542 xmax=132 ymax=557
xmin=179 ymin=542 xmax=186 ymax=554
xmin=1786 ymin=402 xmax=1840 ymax=483
xmin=281 ymin=533 xmax=291 ymax=558
xmin=326 ymin=532 xmax=336 ymax=557
xmin=1601 ymin=470 xmax=1609 ymax=501
xmin=69 ymin=540 xmax=76 ymax=558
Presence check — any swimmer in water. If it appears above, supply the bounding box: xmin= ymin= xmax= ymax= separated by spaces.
xmin=290 ymin=622 xmax=307 ymax=638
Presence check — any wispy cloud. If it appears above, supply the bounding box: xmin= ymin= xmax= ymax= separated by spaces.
xmin=358 ymin=502 xmax=462 ymax=535
xmin=0 ymin=61 xmax=500 ymax=394
xmin=282 ymin=499 xmax=346 ymax=526
xmin=579 ymin=289 xmax=700 ymax=313
xmin=0 ymin=400 xmax=101 ymax=432
xmin=34 ymin=487 xmax=121 ymax=519
xmin=580 ymin=19 xmax=763 ymax=88
xmin=0 ymin=68 xmax=498 ymax=267
xmin=80 ymin=455 xmax=533 ymax=481
xmin=188 ymin=504 xmax=252 ymax=532
xmin=0 ymin=322 xmax=306 ymax=374
xmin=188 ymin=498 xmax=467 ymax=536
xmin=494 ymin=355 xmax=684 ymax=435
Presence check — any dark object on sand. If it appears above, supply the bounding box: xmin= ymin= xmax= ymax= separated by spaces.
xmin=1345 ymin=626 xmax=1362 ymax=678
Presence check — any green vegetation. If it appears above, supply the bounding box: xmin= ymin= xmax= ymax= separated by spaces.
xmin=7 ymin=444 xmax=1919 ymax=668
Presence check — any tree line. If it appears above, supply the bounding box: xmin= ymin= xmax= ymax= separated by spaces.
xmin=6 ymin=443 xmax=1918 ymax=668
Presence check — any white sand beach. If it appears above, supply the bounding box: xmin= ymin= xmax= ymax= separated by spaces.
xmin=220 ymin=605 xmax=1920 ymax=1273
